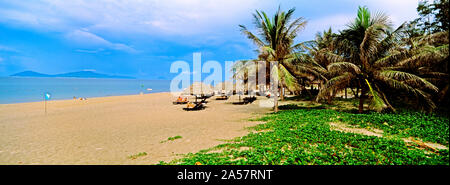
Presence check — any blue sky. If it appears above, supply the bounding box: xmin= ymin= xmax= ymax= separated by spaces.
xmin=0 ymin=0 xmax=419 ymax=79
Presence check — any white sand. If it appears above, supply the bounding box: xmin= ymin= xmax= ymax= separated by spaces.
xmin=0 ymin=93 xmax=271 ymax=164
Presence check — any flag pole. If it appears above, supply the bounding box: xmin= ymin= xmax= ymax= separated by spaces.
xmin=44 ymin=94 xmax=47 ymax=114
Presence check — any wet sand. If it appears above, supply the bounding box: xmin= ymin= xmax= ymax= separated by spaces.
xmin=0 ymin=92 xmax=271 ymax=164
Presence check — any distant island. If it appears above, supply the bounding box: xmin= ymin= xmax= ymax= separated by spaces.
xmin=10 ymin=70 xmax=135 ymax=79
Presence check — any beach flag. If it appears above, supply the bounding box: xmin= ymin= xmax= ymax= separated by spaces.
xmin=44 ymin=92 xmax=51 ymax=114
xmin=140 ymin=84 xmax=145 ymax=95
xmin=44 ymin=92 xmax=51 ymax=100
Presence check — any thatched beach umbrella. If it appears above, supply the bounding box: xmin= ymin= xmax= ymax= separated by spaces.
xmin=234 ymin=80 xmax=246 ymax=102
xmin=247 ymin=81 xmax=258 ymax=97
xmin=185 ymin=82 xmax=214 ymax=96
xmin=214 ymin=81 xmax=234 ymax=95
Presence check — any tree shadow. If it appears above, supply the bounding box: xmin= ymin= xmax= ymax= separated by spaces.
xmin=278 ymin=104 xmax=326 ymax=110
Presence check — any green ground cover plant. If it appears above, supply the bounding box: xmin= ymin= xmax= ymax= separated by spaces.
xmin=161 ymin=105 xmax=449 ymax=165
xmin=161 ymin=135 xmax=183 ymax=143
xmin=128 ymin=152 xmax=147 ymax=160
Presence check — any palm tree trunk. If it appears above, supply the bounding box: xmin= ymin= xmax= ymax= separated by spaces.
xmin=355 ymin=86 xmax=360 ymax=98
xmin=345 ymin=88 xmax=347 ymax=99
xmin=374 ymin=84 xmax=396 ymax=112
xmin=274 ymin=91 xmax=279 ymax=113
xmin=382 ymin=94 xmax=395 ymax=112
xmin=327 ymin=90 xmax=336 ymax=104
xmin=438 ymin=84 xmax=449 ymax=103
xmin=358 ymin=88 xmax=367 ymax=113
xmin=280 ymin=86 xmax=284 ymax=101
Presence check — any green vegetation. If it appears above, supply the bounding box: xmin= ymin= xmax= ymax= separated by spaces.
xmin=235 ymin=3 xmax=449 ymax=113
xmin=160 ymin=2 xmax=449 ymax=165
xmin=413 ymin=0 xmax=449 ymax=34
xmin=161 ymin=105 xmax=448 ymax=165
xmin=236 ymin=7 xmax=313 ymax=112
xmin=161 ymin=135 xmax=183 ymax=143
xmin=314 ymin=6 xmax=445 ymax=113
xmin=336 ymin=110 xmax=449 ymax=145
xmin=169 ymin=135 xmax=183 ymax=141
xmin=128 ymin=152 xmax=147 ymax=160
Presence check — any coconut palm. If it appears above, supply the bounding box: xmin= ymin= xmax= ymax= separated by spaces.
xmin=302 ymin=28 xmax=339 ymax=100
xmin=238 ymin=6 xmax=307 ymax=112
xmin=316 ymin=6 xmax=441 ymax=113
xmin=398 ymin=30 xmax=449 ymax=107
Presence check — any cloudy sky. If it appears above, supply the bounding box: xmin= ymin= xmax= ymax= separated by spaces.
xmin=0 ymin=0 xmax=419 ymax=79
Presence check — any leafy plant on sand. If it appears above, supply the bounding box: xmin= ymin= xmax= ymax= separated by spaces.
xmin=168 ymin=135 xmax=182 ymax=141
xmin=160 ymin=106 xmax=449 ymax=165
xmin=160 ymin=135 xmax=183 ymax=143
xmin=128 ymin=152 xmax=147 ymax=160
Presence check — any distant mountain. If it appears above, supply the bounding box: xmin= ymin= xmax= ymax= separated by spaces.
xmin=10 ymin=70 xmax=135 ymax=79
xmin=11 ymin=71 xmax=52 ymax=77
xmin=55 ymin=71 xmax=134 ymax=79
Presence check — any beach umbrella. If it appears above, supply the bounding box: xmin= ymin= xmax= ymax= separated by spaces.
xmin=246 ymin=81 xmax=258 ymax=97
xmin=184 ymin=82 xmax=214 ymax=96
xmin=214 ymin=81 xmax=234 ymax=95
xmin=181 ymin=87 xmax=191 ymax=95
xmin=235 ymin=80 xmax=246 ymax=102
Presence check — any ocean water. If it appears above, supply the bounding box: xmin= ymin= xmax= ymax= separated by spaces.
xmin=0 ymin=77 xmax=171 ymax=104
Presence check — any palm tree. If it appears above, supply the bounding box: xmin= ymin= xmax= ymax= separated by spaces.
xmin=303 ymin=28 xmax=338 ymax=100
xmin=316 ymin=6 xmax=440 ymax=113
xmin=399 ymin=29 xmax=449 ymax=108
xmin=238 ymin=6 xmax=307 ymax=112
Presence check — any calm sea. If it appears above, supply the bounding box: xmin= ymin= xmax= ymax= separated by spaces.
xmin=0 ymin=77 xmax=171 ymax=104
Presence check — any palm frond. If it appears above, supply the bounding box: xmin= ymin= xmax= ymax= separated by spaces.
xmin=279 ymin=64 xmax=301 ymax=92
xmin=373 ymin=49 xmax=411 ymax=67
xmin=378 ymin=70 xmax=439 ymax=92
xmin=321 ymin=51 xmax=347 ymax=64
xmin=418 ymin=31 xmax=449 ymax=46
xmin=327 ymin=62 xmax=361 ymax=74
xmin=360 ymin=23 xmax=387 ymax=63
xmin=239 ymin=25 xmax=265 ymax=47
xmin=396 ymin=44 xmax=448 ymax=68
xmin=316 ymin=73 xmax=354 ymax=101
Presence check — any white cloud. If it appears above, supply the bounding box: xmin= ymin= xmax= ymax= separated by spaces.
xmin=75 ymin=48 xmax=105 ymax=54
xmin=0 ymin=45 xmax=19 ymax=53
xmin=301 ymin=14 xmax=354 ymax=40
xmin=0 ymin=1 xmax=420 ymax=36
xmin=66 ymin=29 xmax=137 ymax=53
xmin=0 ymin=0 xmax=275 ymax=49
xmin=298 ymin=0 xmax=419 ymax=40
xmin=0 ymin=0 xmax=269 ymax=36
xmin=0 ymin=0 xmax=420 ymax=49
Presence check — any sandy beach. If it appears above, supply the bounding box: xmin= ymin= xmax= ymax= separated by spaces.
xmin=0 ymin=92 xmax=271 ymax=164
